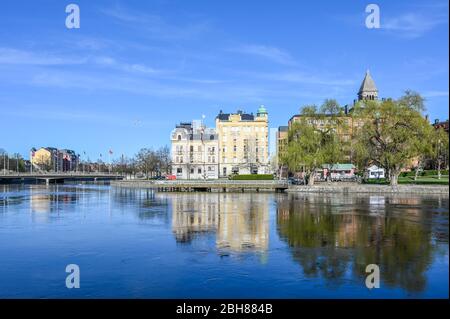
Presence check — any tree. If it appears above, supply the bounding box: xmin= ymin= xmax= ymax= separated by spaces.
xmin=352 ymin=92 xmax=433 ymax=186
xmin=282 ymin=104 xmax=345 ymax=185
xmin=431 ymin=128 xmax=449 ymax=179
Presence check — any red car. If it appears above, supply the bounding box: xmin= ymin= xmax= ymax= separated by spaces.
xmin=166 ymin=175 xmax=176 ymax=180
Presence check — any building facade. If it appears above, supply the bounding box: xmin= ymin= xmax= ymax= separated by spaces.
xmin=171 ymin=120 xmax=219 ymax=179
xmin=278 ymin=70 xmax=379 ymax=166
xmin=30 ymin=147 xmax=79 ymax=172
xmin=216 ymin=106 xmax=270 ymax=177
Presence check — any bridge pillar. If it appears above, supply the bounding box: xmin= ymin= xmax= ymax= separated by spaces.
xmin=45 ymin=178 xmax=50 ymax=185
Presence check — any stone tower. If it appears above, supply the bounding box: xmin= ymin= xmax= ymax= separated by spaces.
xmin=358 ymin=70 xmax=378 ymax=101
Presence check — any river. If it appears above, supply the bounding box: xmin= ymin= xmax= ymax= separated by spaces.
xmin=0 ymin=184 xmax=448 ymax=298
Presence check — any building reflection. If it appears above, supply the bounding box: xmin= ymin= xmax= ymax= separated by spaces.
xmin=276 ymin=193 xmax=444 ymax=293
xmin=216 ymin=193 xmax=269 ymax=253
xmin=29 ymin=185 xmax=79 ymax=214
xmin=111 ymin=187 xmax=170 ymax=222
xmin=171 ymin=193 xmax=219 ymax=243
xmin=169 ymin=193 xmax=269 ymax=253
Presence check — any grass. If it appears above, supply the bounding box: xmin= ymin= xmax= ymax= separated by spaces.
xmin=364 ymin=175 xmax=449 ymax=185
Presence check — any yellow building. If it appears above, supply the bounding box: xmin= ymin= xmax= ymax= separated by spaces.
xmin=30 ymin=147 xmax=56 ymax=170
xmin=216 ymin=106 xmax=269 ymax=177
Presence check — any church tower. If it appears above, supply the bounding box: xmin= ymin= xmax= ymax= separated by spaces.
xmin=358 ymin=70 xmax=378 ymax=101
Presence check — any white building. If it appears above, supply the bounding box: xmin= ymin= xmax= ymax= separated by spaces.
xmin=367 ymin=165 xmax=385 ymax=179
xmin=171 ymin=120 xmax=219 ymax=179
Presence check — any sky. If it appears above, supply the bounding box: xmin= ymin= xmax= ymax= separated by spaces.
xmin=0 ymin=0 xmax=448 ymax=161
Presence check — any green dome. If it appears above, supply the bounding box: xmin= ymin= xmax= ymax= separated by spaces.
xmin=257 ymin=105 xmax=267 ymax=114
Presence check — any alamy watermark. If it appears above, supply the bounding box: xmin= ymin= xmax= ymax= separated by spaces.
xmin=65 ymin=264 xmax=80 ymax=288
xmin=365 ymin=264 xmax=380 ymax=289
xmin=365 ymin=4 xmax=380 ymax=29
xmin=65 ymin=4 xmax=80 ymax=29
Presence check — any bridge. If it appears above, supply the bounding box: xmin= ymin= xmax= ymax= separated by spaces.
xmin=111 ymin=179 xmax=289 ymax=192
xmin=0 ymin=172 xmax=124 ymax=184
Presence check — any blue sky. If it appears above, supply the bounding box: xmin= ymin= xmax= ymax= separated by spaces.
xmin=0 ymin=0 xmax=448 ymax=161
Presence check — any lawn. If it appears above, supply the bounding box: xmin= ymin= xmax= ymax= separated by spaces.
xmin=364 ymin=175 xmax=449 ymax=185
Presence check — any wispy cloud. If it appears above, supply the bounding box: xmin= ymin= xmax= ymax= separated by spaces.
xmin=382 ymin=12 xmax=447 ymax=38
xmin=100 ymin=4 xmax=211 ymax=41
xmin=0 ymin=48 xmax=86 ymax=65
xmin=229 ymin=44 xmax=298 ymax=65
xmin=0 ymin=47 xmax=165 ymax=76
xmin=422 ymin=90 xmax=449 ymax=98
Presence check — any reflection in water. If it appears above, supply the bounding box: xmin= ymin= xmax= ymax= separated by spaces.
xmin=169 ymin=193 xmax=269 ymax=253
xmin=111 ymin=187 xmax=169 ymax=222
xmin=277 ymin=193 xmax=448 ymax=293
xmin=0 ymin=184 xmax=447 ymax=298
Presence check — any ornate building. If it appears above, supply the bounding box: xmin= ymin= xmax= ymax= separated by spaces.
xmin=171 ymin=120 xmax=219 ymax=179
xmin=277 ymin=70 xmax=380 ymax=166
xmin=216 ymin=106 xmax=270 ymax=177
xmin=358 ymin=70 xmax=378 ymax=101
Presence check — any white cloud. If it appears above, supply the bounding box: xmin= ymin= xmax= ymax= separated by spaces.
xmin=100 ymin=4 xmax=210 ymax=41
xmin=0 ymin=48 xmax=86 ymax=65
xmin=383 ymin=12 xmax=447 ymax=38
xmin=230 ymin=44 xmax=297 ymax=65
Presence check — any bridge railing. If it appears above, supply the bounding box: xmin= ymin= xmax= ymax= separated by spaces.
xmin=0 ymin=172 xmax=123 ymax=177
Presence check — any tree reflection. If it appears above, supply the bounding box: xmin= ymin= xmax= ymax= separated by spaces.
xmin=277 ymin=194 xmax=443 ymax=293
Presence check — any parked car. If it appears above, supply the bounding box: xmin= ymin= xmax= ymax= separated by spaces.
xmin=166 ymin=175 xmax=176 ymax=180
xmin=288 ymin=177 xmax=305 ymax=185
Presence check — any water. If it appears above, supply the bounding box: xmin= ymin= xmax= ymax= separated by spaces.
xmin=0 ymin=184 xmax=448 ymax=298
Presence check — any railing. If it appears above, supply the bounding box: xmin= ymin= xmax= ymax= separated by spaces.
xmin=0 ymin=172 xmax=123 ymax=177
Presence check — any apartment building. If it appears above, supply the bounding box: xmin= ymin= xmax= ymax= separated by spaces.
xmin=171 ymin=120 xmax=219 ymax=179
xmin=215 ymin=106 xmax=269 ymax=177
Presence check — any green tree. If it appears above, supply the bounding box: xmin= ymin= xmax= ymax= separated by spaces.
xmin=352 ymin=92 xmax=433 ymax=186
xmin=282 ymin=104 xmax=346 ymax=185
xmin=431 ymin=127 xmax=449 ymax=179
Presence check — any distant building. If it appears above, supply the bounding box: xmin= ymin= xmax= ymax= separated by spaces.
xmin=357 ymin=70 xmax=378 ymax=101
xmin=433 ymin=119 xmax=449 ymax=134
xmin=30 ymin=147 xmax=79 ymax=172
xmin=216 ymin=106 xmax=269 ymax=177
xmin=171 ymin=120 xmax=219 ymax=179
xmin=366 ymin=165 xmax=385 ymax=179
xmin=284 ymin=70 xmax=380 ymax=165
xmin=276 ymin=126 xmax=289 ymax=177
xmin=59 ymin=149 xmax=79 ymax=171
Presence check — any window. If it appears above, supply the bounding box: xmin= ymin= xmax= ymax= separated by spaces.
xmin=208 ymin=166 xmax=212 ymax=171
xmin=177 ymin=135 xmax=181 ymax=141
xmin=190 ymin=145 xmax=194 ymax=152
xmin=233 ymin=146 xmax=237 ymax=152
xmin=198 ymin=168 xmax=202 ymax=174
xmin=212 ymin=157 xmax=215 ymax=163
xmin=198 ymin=146 xmax=202 ymax=152
xmin=190 ymin=168 xmax=194 ymax=174
xmin=177 ymin=168 xmax=182 ymax=174
xmin=210 ymin=135 xmax=214 ymax=140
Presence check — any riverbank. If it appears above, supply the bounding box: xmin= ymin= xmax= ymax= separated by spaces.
xmin=111 ymin=180 xmax=449 ymax=194
xmin=287 ymin=184 xmax=449 ymax=194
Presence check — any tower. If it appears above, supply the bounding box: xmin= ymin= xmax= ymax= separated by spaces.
xmin=358 ymin=70 xmax=378 ymax=101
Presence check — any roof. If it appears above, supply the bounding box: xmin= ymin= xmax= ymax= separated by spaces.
xmin=216 ymin=110 xmax=254 ymax=121
xmin=322 ymin=163 xmax=355 ymax=170
xmin=358 ymin=70 xmax=378 ymax=94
